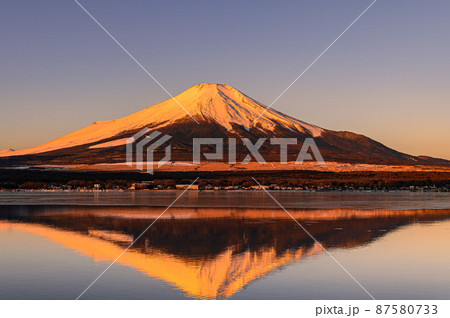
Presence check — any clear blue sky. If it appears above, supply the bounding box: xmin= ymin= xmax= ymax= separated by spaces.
xmin=1 ymin=0 xmax=449 ymax=159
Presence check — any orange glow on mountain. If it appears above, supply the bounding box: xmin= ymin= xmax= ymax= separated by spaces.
xmin=0 ymin=84 xmax=322 ymax=157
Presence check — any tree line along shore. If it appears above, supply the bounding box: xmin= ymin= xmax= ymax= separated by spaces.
xmin=0 ymin=168 xmax=449 ymax=192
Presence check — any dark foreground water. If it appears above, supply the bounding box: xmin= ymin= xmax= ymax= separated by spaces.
xmin=0 ymin=191 xmax=449 ymax=299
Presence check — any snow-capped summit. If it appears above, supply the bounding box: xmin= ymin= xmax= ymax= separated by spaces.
xmin=105 ymin=82 xmax=323 ymax=135
xmin=1 ymin=83 xmax=323 ymax=157
xmin=155 ymin=83 xmax=323 ymax=135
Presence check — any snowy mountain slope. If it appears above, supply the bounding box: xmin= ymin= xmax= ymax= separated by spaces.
xmin=0 ymin=83 xmax=447 ymax=166
xmin=0 ymin=84 xmax=323 ymax=157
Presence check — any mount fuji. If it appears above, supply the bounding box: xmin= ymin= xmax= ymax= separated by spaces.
xmin=0 ymin=83 xmax=447 ymax=166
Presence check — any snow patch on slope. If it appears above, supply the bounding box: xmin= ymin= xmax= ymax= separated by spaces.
xmin=89 ymin=138 xmax=128 ymax=149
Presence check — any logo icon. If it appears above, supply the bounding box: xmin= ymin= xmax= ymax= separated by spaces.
xmin=126 ymin=128 xmax=172 ymax=174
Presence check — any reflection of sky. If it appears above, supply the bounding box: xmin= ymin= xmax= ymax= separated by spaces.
xmin=233 ymin=220 xmax=450 ymax=299
xmin=1 ymin=1 xmax=450 ymax=159
xmin=0 ymin=229 xmax=185 ymax=300
xmin=1 ymin=218 xmax=449 ymax=300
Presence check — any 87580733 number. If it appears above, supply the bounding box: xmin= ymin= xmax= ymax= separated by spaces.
xmin=376 ymin=305 xmax=438 ymax=315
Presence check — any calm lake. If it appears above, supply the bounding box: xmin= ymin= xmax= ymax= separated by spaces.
xmin=0 ymin=191 xmax=449 ymax=299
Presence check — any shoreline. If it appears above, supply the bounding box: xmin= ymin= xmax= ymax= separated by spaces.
xmin=1 ymin=187 xmax=449 ymax=193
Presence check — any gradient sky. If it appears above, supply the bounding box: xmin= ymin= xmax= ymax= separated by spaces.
xmin=1 ymin=0 xmax=449 ymax=159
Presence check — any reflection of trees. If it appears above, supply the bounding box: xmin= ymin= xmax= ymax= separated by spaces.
xmin=2 ymin=206 xmax=450 ymax=259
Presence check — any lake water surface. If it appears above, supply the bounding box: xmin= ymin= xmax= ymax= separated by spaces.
xmin=0 ymin=191 xmax=449 ymax=299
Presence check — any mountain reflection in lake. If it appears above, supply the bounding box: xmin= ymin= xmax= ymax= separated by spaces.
xmin=1 ymin=204 xmax=450 ymax=299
